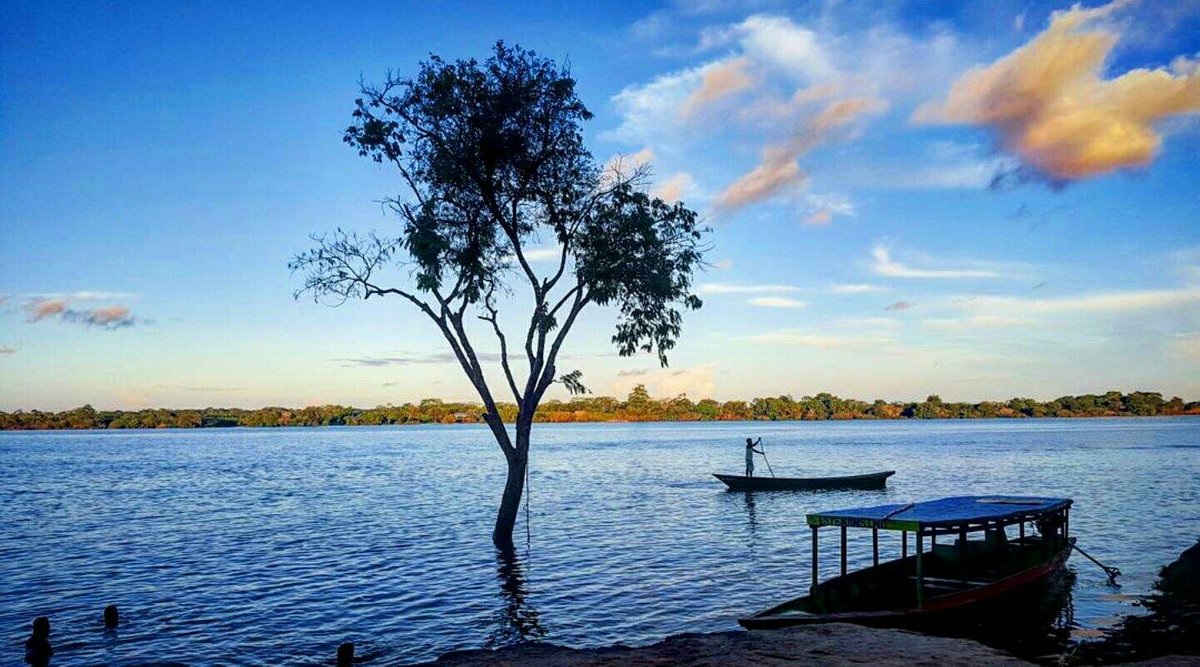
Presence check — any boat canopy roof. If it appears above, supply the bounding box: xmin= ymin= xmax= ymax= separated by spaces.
xmin=807 ymin=495 xmax=1071 ymax=531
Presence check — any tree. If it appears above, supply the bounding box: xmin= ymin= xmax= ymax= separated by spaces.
xmin=290 ymin=43 xmax=705 ymax=549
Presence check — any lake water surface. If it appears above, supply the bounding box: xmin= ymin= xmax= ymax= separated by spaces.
xmin=2 ymin=418 xmax=1197 ymax=665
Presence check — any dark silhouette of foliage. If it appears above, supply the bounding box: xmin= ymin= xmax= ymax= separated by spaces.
xmin=3 ymin=390 xmax=1195 ymax=431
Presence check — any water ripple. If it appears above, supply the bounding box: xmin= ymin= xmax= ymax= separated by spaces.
xmin=1 ymin=418 xmax=1197 ymax=664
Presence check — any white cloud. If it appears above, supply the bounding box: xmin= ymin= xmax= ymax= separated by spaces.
xmin=604 ymin=67 xmax=707 ymax=145
xmin=964 ymin=288 xmax=1200 ymax=314
xmin=1171 ymin=332 xmax=1200 ymax=360
xmin=749 ymin=329 xmax=896 ymax=348
xmin=804 ymin=192 xmax=855 ymax=225
xmin=871 ymin=244 xmax=1001 ymax=279
xmin=732 ymin=14 xmax=838 ymax=83
xmin=698 ymin=283 xmax=801 ymax=294
xmin=505 ymin=246 xmax=560 ymax=263
xmin=608 ymin=363 xmax=717 ymax=398
xmin=830 ymin=283 xmax=884 ymax=294
xmin=922 ymin=315 xmax=1032 ymax=330
xmin=749 ymin=296 xmax=807 ymax=308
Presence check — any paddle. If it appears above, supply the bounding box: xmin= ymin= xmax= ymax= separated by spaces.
xmin=758 ymin=439 xmax=776 ymax=478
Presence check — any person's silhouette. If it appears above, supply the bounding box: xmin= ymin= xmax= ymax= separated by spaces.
xmin=745 ymin=437 xmax=763 ymax=477
xmin=24 ymin=616 xmax=53 ymax=666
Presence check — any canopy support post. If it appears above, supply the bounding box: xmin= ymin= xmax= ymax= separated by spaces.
xmin=840 ymin=526 xmax=848 ymax=577
xmin=872 ymin=528 xmax=879 ymax=567
xmin=902 ymin=530 xmax=908 ymax=559
xmin=810 ymin=525 xmax=819 ymax=595
xmin=959 ymin=525 xmax=968 ymax=582
xmin=915 ymin=530 xmax=924 ymax=609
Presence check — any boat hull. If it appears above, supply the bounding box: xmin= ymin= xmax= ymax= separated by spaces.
xmin=739 ymin=538 xmax=1074 ymax=630
xmin=714 ymin=470 xmax=895 ymax=491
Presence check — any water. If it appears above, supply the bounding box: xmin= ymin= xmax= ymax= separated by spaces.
xmin=1 ymin=418 xmax=1197 ymax=665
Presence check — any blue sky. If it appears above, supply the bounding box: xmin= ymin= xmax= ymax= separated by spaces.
xmin=2 ymin=0 xmax=1198 ymax=410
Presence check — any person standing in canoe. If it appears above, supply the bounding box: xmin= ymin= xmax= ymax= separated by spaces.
xmin=745 ymin=437 xmax=764 ymax=477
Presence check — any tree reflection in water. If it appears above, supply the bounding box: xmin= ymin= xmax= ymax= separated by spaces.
xmin=484 ymin=548 xmax=547 ymax=648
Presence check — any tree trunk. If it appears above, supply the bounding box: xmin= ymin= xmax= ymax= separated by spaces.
xmin=492 ymin=417 xmax=532 ymax=549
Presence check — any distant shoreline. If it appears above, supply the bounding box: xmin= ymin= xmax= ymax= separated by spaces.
xmin=2 ymin=389 xmax=1197 ymax=430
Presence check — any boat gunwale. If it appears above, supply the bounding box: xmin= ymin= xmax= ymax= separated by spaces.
xmin=713 ymin=470 xmax=896 ymax=484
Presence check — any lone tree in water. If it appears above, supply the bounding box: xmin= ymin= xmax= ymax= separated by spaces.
xmin=291 ymin=42 xmax=706 ymax=549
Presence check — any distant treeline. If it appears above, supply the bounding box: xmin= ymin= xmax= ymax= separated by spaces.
xmin=2 ymin=386 xmax=1197 ymax=430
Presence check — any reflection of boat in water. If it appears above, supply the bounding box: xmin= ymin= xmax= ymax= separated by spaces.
xmin=713 ymin=470 xmax=894 ymax=491
xmin=739 ymin=495 xmax=1074 ymax=631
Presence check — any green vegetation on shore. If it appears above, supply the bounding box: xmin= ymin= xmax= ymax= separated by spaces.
xmin=2 ymin=386 xmax=1196 ymax=430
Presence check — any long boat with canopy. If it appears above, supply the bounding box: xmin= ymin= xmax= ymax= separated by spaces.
xmin=739 ymin=495 xmax=1074 ymax=629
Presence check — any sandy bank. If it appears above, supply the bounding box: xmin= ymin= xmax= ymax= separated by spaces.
xmin=423 ymin=623 xmax=1029 ymax=665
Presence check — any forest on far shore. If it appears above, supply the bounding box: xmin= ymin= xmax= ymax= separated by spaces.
xmin=2 ymin=387 xmax=1197 ymax=430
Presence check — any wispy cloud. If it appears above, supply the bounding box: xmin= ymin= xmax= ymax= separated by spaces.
xmin=716 ymin=97 xmax=885 ymax=209
xmin=803 ymin=192 xmax=855 ymax=225
xmin=22 ymin=295 xmax=145 ymax=329
xmin=505 ymin=246 xmax=561 ymax=263
xmin=679 ymin=56 xmax=757 ymax=119
xmin=653 ymin=172 xmax=697 ymax=202
xmin=0 ymin=345 xmax=15 ymax=355
xmin=962 ymin=287 xmax=1200 ymax=314
xmin=155 ymin=384 xmax=249 ymax=392
xmin=698 ymin=282 xmax=801 ymax=294
xmin=922 ymin=315 xmax=1032 ymax=330
xmin=749 ymin=329 xmax=895 ymax=348
xmin=62 ymin=306 xmax=137 ymax=329
xmin=830 ymin=283 xmax=884 ymax=294
xmin=1171 ymin=332 xmax=1200 ymax=360
xmin=915 ymin=0 xmax=1200 ymax=184
xmin=25 ymin=291 xmax=136 ymax=301
xmin=339 ymin=352 xmax=503 ymax=367
xmin=608 ymin=363 xmax=716 ymax=398
xmin=871 ymin=244 xmax=1000 ymax=279
xmin=885 ymin=300 xmax=912 ymax=311
xmin=749 ymin=296 xmax=806 ymax=308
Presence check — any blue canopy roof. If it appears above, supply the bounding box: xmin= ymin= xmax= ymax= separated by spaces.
xmin=807 ymin=495 xmax=1071 ymax=531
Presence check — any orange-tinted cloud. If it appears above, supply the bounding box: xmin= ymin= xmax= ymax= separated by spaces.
xmin=806 ymin=209 xmax=833 ymax=225
xmin=717 ymin=97 xmax=883 ymax=209
xmin=715 ymin=145 xmax=805 ymax=209
xmin=26 ymin=298 xmax=66 ymax=322
xmin=679 ymin=57 xmax=756 ymax=119
xmin=653 ymin=172 xmax=695 ymax=202
xmin=23 ymin=297 xmax=141 ymax=329
xmin=75 ymin=306 xmax=132 ymax=327
xmin=915 ymin=0 xmax=1200 ymax=182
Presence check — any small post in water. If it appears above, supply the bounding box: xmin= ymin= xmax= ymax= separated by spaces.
xmin=337 ymin=642 xmax=355 ymax=666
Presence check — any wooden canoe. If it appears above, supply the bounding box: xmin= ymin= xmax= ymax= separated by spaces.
xmin=713 ymin=470 xmax=895 ymax=491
